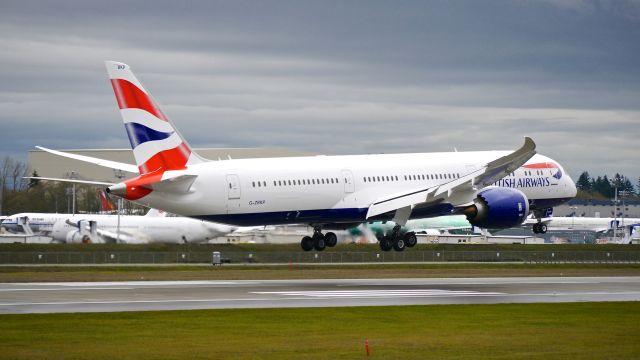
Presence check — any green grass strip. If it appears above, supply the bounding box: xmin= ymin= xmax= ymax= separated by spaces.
xmin=1 ymin=302 xmax=638 ymax=359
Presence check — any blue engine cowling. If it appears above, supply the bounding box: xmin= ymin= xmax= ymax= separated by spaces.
xmin=464 ymin=187 xmax=530 ymax=229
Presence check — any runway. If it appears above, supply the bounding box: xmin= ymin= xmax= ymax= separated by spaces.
xmin=1 ymin=276 xmax=639 ymax=314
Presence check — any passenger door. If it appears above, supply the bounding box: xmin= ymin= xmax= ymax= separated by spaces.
xmin=341 ymin=169 xmax=355 ymax=193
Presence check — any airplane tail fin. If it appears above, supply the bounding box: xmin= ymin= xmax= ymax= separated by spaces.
xmin=99 ymin=190 xmax=116 ymax=212
xmin=105 ymin=61 xmax=205 ymax=175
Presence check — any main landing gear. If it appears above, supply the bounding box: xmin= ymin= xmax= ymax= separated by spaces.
xmin=378 ymin=224 xmax=417 ymax=252
xmin=300 ymin=226 xmax=338 ymax=251
xmin=532 ymin=222 xmax=547 ymax=234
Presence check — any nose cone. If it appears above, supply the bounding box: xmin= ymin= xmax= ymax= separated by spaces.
xmin=566 ymin=174 xmax=578 ymax=198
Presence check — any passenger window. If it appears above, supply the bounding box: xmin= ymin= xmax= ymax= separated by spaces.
xmin=252 ymin=181 xmax=255 ymax=187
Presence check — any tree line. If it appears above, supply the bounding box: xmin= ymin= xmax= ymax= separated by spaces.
xmin=575 ymin=171 xmax=638 ymax=199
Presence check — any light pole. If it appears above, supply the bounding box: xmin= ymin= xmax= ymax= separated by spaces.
xmin=68 ymin=171 xmax=77 ymax=215
xmin=612 ymin=187 xmax=619 ymax=243
xmin=114 ymin=170 xmax=125 ymax=244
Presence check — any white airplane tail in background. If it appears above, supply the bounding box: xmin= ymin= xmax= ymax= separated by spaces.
xmin=105 ymin=61 xmax=205 ymax=175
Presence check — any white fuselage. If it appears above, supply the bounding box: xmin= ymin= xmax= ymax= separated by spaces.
xmin=135 ymin=152 xmax=576 ymax=226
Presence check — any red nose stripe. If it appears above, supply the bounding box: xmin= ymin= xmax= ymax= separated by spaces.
xmin=110 ymin=79 xmax=168 ymax=122
xmin=522 ymin=162 xmax=557 ymax=169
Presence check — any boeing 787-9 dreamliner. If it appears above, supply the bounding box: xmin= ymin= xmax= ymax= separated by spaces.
xmin=30 ymin=61 xmax=577 ymax=251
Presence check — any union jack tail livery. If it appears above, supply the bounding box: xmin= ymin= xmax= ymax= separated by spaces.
xmin=105 ymin=61 xmax=204 ymax=175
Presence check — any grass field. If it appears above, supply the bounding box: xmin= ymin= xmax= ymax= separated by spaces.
xmin=1 ymin=302 xmax=638 ymax=359
xmin=1 ymin=263 xmax=640 ymax=282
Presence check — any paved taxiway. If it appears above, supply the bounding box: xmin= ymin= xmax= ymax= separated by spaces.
xmin=1 ymin=277 xmax=639 ymax=314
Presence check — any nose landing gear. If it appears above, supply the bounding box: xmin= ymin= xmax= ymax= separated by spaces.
xmin=533 ymin=222 xmax=547 ymax=234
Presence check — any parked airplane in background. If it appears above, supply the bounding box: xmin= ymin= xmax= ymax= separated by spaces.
xmin=30 ymin=61 xmax=577 ymax=252
xmin=1 ymin=210 xmax=236 ymax=244
xmin=352 ymin=216 xmax=475 ymax=243
xmin=524 ymin=216 xmax=640 ymax=234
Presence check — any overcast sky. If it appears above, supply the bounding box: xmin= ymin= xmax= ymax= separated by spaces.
xmin=1 ymin=0 xmax=639 ymax=183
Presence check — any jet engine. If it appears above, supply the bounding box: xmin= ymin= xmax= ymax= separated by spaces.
xmin=51 ymin=219 xmax=100 ymax=244
xmin=463 ymin=187 xmax=529 ymax=229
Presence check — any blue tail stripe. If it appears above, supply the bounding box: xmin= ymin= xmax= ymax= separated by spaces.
xmin=124 ymin=123 xmax=174 ymax=148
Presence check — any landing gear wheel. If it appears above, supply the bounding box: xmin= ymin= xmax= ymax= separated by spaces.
xmin=313 ymin=234 xmax=326 ymax=251
xmin=301 ymin=236 xmax=314 ymax=251
xmin=533 ymin=223 xmax=540 ymax=234
xmin=403 ymin=232 xmax=417 ymax=247
xmin=379 ymin=237 xmax=393 ymax=251
xmin=393 ymin=238 xmax=406 ymax=252
xmin=539 ymin=223 xmax=547 ymax=234
xmin=324 ymin=232 xmax=338 ymax=247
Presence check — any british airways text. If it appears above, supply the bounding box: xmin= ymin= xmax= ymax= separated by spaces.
xmin=494 ymin=177 xmax=551 ymax=188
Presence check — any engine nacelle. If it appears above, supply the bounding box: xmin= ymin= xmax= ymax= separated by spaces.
xmin=464 ymin=187 xmax=529 ymax=229
xmin=51 ymin=219 xmax=99 ymax=244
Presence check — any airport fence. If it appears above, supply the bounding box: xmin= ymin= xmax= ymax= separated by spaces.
xmin=0 ymin=250 xmax=639 ymax=265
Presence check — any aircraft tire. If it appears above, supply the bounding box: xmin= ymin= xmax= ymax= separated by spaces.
xmin=313 ymin=235 xmax=326 ymax=251
xmin=539 ymin=224 xmax=547 ymax=234
xmin=532 ymin=223 xmax=540 ymax=234
xmin=301 ymin=236 xmax=314 ymax=251
xmin=404 ymin=232 xmax=417 ymax=247
xmin=393 ymin=238 xmax=406 ymax=252
xmin=379 ymin=237 xmax=393 ymax=251
xmin=325 ymin=232 xmax=338 ymax=247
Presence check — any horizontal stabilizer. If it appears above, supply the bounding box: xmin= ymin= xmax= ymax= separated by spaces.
xmin=35 ymin=146 xmax=139 ymax=174
xmin=24 ymin=177 xmax=115 ymax=186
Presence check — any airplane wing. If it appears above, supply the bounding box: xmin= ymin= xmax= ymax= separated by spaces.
xmin=366 ymin=137 xmax=536 ymax=222
xmin=35 ymin=146 xmax=139 ymax=173
xmin=94 ymin=228 xmax=148 ymax=244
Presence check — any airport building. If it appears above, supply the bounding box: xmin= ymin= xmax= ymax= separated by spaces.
xmin=554 ymin=199 xmax=640 ymax=219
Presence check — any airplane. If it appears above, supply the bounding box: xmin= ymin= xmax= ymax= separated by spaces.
xmin=28 ymin=61 xmax=577 ymax=252
xmin=524 ymin=215 xmax=640 ymax=234
xmin=351 ymin=215 xmax=475 ymax=243
xmin=1 ymin=209 xmax=236 ymax=244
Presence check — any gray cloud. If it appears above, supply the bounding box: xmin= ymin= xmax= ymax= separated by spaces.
xmin=0 ymin=0 xmax=639 ymax=183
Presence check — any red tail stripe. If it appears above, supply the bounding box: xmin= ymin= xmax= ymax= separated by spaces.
xmin=110 ymin=79 xmax=168 ymax=122
xmin=522 ymin=162 xmax=557 ymax=169
xmin=138 ymin=142 xmax=191 ymax=174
